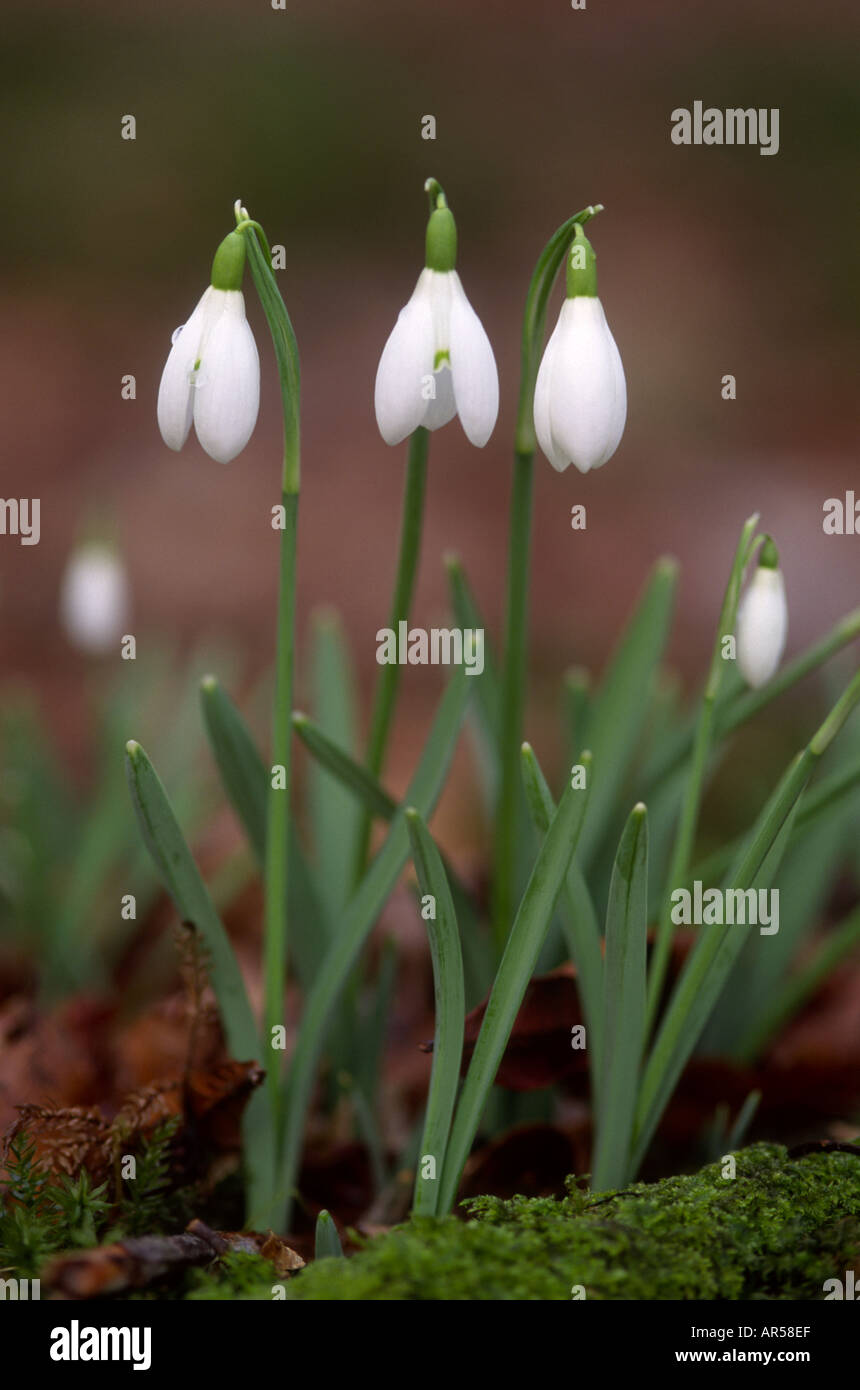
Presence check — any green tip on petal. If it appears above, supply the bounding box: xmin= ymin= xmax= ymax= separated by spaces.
xmin=566 ymin=222 xmax=598 ymax=298
xmin=759 ymin=536 xmax=780 ymax=570
xmin=210 ymin=230 xmax=247 ymax=291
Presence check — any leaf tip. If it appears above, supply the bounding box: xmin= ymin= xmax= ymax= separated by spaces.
xmin=656 ymin=555 xmax=679 ymax=580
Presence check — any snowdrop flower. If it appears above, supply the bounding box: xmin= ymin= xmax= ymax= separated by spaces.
xmin=374 ymin=179 xmax=498 ymax=448
xmin=736 ymin=539 xmax=788 ymax=688
xmin=534 ymin=221 xmax=626 ymax=473
xmin=157 ymin=230 xmax=259 ymax=464
xmin=60 ymin=542 xmax=130 ymax=654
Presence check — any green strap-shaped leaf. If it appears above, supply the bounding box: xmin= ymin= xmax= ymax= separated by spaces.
xmin=689 ymin=752 xmax=860 ymax=889
xmin=314 ymin=1209 xmax=344 ymax=1260
xmin=124 ymin=740 xmax=258 ymax=1061
xmin=644 ymin=606 xmax=860 ymax=792
xmin=438 ymin=750 xmax=592 ymax=1214
xmin=293 ymin=712 xmax=397 ymax=822
xmin=200 ymin=675 xmax=331 ymax=986
xmin=292 ymin=705 xmax=482 ymax=973
xmin=634 ymin=663 xmax=860 ymax=1170
xmin=520 ymin=742 xmax=603 ymax=1089
xmin=406 ymin=809 xmax=466 ymax=1217
xmin=647 ymin=517 xmax=759 ymax=1026
xmin=277 ymin=667 xmax=471 ymax=1231
xmin=577 ymin=558 xmax=677 ymax=867
xmin=201 ymin=675 xmax=267 ymax=862
xmin=308 ymin=610 xmax=361 ymax=919
xmin=591 ymin=804 xmax=649 ymax=1190
xmin=445 ymin=553 xmax=501 ymax=742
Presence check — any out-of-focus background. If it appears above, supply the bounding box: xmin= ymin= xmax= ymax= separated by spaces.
xmin=1 ymin=0 xmax=858 ymax=834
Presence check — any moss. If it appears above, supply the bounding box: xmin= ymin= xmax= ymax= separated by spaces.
xmin=185 ymin=1251 xmax=283 ymax=1301
xmin=283 ymin=1144 xmax=860 ymax=1301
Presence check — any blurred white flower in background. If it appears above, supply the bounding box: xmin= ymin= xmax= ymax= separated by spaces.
xmin=60 ymin=543 xmax=130 ymax=654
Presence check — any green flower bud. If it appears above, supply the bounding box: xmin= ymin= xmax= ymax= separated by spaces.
xmin=565 ymin=222 xmax=598 ymax=298
xmin=424 ymin=184 xmax=457 ymax=272
xmin=210 ymin=230 xmax=247 ymax=291
xmin=758 ymin=536 xmax=780 ymax=570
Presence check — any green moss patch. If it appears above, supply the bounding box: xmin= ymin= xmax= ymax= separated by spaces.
xmin=282 ymin=1144 xmax=860 ymax=1301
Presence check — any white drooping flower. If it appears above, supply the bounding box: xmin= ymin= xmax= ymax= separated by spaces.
xmin=60 ymin=543 xmax=130 ymax=654
xmin=736 ymin=541 xmax=788 ymax=688
xmin=374 ymin=182 xmax=498 ymax=448
xmin=534 ymin=221 xmax=626 ymax=474
xmin=157 ymin=230 xmax=259 ymax=465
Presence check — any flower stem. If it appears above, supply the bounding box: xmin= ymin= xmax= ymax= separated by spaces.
xmin=236 ymin=204 xmax=302 ymax=1209
xmin=491 ymin=448 xmax=533 ymax=948
xmin=353 ymin=426 xmax=429 ymax=881
xmin=491 ymin=203 xmax=601 ymax=951
xmin=263 ymin=489 xmax=298 ymax=1113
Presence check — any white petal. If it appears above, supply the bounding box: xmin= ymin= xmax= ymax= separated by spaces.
xmin=548 ymin=298 xmax=626 ymax=474
xmin=60 ymin=546 xmax=130 ymax=654
xmin=192 ymin=290 xmax=260 ymax=464
xmin=421 ymin=364 xmax=457 ymax=431
xmin=533 ymin=315 xmax=570 ymax=471
xmin=156 ymin=287 xmax=212 ymax=452
xmin=374 ymin=271 xmax=436 ymax=445
xmin=736 ymin=568 xmax=788 ymax=688
xmin=589 ymin=317 xmax=627 ymax=470
xmin=448 ymin=272 xmax=498 ymax=447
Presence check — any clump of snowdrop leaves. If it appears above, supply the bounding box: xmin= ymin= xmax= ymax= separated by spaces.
xmin=374 ymin=178 xmax=499 ymax=448
xmin=534 ymin=220 xmax=626 ymax=473
xmin=60 ymin=541 xmax=130 ymax=654
xmin=736 ymin=537 xmax=788 ymax=688
xmin=157 ymin=229 xmax=260 ymax=464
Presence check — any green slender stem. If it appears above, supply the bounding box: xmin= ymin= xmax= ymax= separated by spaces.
xmin=439 ymin=752 xmax=592 ymax=1213
xmin=492 ymin=448 xmax=533 ymax=948
xmin=520 ymin=743 xmax=603 ymax=1098
xmin=236 ymin=205 xmax=302 ymax=1207
xmin=592 ymin=804 xmax=649 ymax=1190
xmin=645 ymin=515 xmax=760 ymax=1029
xmin=644 ymin=607 xmax=860 ymax=793
xmin=263 ymin=491 xmax=298 ymax=1111
xmin=278 ymin=669 xmax=470 ymax=1230
xmin=353 ymin=427 xmax=429 ymax=880
xmin=407 ymin=809 xmax=465 ymax=1216
xmin=491 ymin=202 xmax=603 ymax=951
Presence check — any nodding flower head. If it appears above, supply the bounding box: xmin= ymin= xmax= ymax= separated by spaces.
xmin=534 ymin=221 xmax=626 ymax=474
xmin=736 ymin=538 xmax=788 ymax=688
xmin=157 ymin=229 xmax=260 ymax=464
xmin=374 ymin=179 xmax=499 ymax=448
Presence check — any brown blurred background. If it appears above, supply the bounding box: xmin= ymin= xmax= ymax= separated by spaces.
xmin=1 ymin=0 xmax=858 ymax=834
